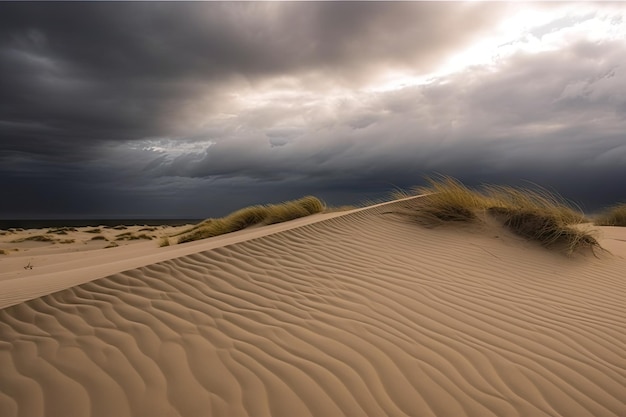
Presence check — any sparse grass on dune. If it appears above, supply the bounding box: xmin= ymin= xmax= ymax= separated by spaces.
xmin=177 ymin=196 xmax=325 ymax=244
xmin=409 ymin=177 xmax=493 ymax=224
xmin=115 ymin=232 xmax=153 ymax=241
xmin=407 ymin=176 xmax=598 ymax=255
xmin=594 ymin=203 xmax=626 ymax=226
xmin=11 ymin=234 xmax=56 ymax=243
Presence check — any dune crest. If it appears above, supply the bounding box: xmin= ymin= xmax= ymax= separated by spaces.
xmin=1 ymin=199 xmax=625 ymax=417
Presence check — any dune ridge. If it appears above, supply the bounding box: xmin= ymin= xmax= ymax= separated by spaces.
xmin=1 ymin=198 xmax=625 ymax=417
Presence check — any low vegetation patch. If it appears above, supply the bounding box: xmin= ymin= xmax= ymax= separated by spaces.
xmin=90 ymin=235 xmax=108 ymax=241
xmin=115 ymin=232 xmax=153 ymax=241
xmin=0 ymin=249 xmax=6 ymax=255
xmin=178 ymin=196 xmax=325 ymax=244
xmin=406 ymin=176 xmax=597 ymax=255
xmin=85 ymin=228 xmax=102 ymax=234
xmin=159 ymin=237 xmax=171 ymax=247
xmin=48 ymin=227 xmax=78 ymax=234
xmin=594 ymin=204 xmax=626 ymax=226
xmin=11 ymin=234 xmax=56 ymax=243
xmin=59 ymin=239 xmax=75 ymax=244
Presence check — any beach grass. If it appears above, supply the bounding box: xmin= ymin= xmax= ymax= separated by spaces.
xmin=11 ymin=234 xmax=56 ymax=243
xmin=177 ymin=196 xmax=325 ymax=243
xmin=408 ymin=176 xmax=597 ymax=254
xmin=594 ymin=203 xmax=626 ymax=226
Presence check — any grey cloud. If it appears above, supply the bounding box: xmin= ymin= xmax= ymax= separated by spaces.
xmin=1 ymin=2 xmax=624 ymax=218
xmin=145 ymin=37 xmax=626 ymax=211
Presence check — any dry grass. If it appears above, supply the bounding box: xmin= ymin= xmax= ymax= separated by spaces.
xmin=159 ymin=237 xmax=171 ymax=247
xmin=48 ymin=227 xmax=78 ymax=235
xmin=90 ymin=235 xmax=108 ymax=241
xmin=409 ymin=177 xmax=492 ymax=224
xmin=594 ymin=204 xmax=626 ymax=226
xmin=407 ymin=176 xmax=597 ymax=255
xmin=0 ymin=249 xmax=6 ymax=255
xmin=178 ymin=196 xmax=325 ymax=244
xmin=115 ymin=232 xmax=153 ymax=241
xmin=84 ymin=228 xmax=102 ymax=234
xmin=11 ymin=234 xmax=56 ymax=243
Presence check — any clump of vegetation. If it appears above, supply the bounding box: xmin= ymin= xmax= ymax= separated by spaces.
xmin=115 ymin=232 xmax=153 ymax=241
xmin=112 ymin=225 xmax=128 ymax=230
xmin=178 ymin=196 xmax=325 ymax=243
xmin=59 ymin=239 xmax=75 ymax=244
xmin=405 ymin=176 xmax=597 ymax=255
xmin=159 ymin=237 xmax=171 ymax=247
xmin=410 ymin=177 xmax=491 ymax=224
xmin=90 ymin=235 xmax=108 ymax=241
xmin=48 ymin=227 xmax=78 ymax=235
xmin=85 ymin=228 xmax=102 ymax=234
xmin=11 ymin=234 xmax=56 ymax=243
xmin=0 ymin=249 xmax=7 ymax=255
xmin=594 ymin=204 xmax=626 ymax=226
xmin=139 ymin=226 xmax=157 ymax=232
xmin=105 ymin=242 xmax=119 ymax=248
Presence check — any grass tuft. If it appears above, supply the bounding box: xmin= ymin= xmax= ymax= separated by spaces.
xmin=48 ymin=227 xmax=78 ymax=234
xmin=594 ymin=204 xmax=626 ymax=226
xmin=178 ymin=196 xmax=325 ymax=243
xmin=11 ymin=234 xmax=56 ymax=243
xmin=115 ymin=232 xmax=152 ymax=241
xmin=409 ymin=176 xmax=492 ymax=225
xmin=408 ymin=176 xmax=597 ymax=255
xmin=159 ymin=237 xmax=171 ymax=247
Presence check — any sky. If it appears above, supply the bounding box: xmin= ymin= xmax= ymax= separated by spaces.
xmin=1 ymin=1 xmax=625 ymax=219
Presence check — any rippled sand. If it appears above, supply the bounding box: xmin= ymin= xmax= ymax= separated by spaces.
xmin=1 ymin=198 xmax=624 ymax=417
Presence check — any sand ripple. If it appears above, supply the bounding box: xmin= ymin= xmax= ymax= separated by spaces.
xmin=1 ymin=201 xmax=625 ymax=417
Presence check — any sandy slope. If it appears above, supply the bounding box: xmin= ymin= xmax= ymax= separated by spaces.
xmin=0 ymin=198 xmax=625 ymax=417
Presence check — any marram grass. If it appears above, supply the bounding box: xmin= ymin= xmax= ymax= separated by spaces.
xmin=177 ymin=196 xmax=325 ymax=244
xmin=407 ymin=176 xmax=597 ymax=255
xmin=594 ymin=204 xmax=626 ymax=226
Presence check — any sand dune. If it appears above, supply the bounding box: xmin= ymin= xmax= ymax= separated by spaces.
xmin=1 ymin=198 xmax=625 ymax=417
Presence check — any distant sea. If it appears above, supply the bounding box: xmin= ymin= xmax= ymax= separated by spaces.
xmin=0 ymin=219 xmax=201 ymax=230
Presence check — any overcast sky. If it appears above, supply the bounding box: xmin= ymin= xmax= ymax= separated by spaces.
xmin=1 ymin=2 xmax=625 ymax=219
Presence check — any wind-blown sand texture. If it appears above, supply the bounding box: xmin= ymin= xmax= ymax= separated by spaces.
xmin=1 ymin=198 xmax=625 ymax=417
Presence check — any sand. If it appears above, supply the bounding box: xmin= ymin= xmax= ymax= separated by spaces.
xmin=0 ymin=197 xmax=624 ymax=417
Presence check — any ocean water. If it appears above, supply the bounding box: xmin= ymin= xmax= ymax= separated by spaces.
xmin=0 ymin=219 xmax=201 ymax=230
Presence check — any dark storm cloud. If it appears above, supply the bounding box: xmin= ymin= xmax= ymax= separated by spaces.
xmin=0 ymin=2 xmax=504 ymax=158
xmin=160 ymin=37 xmax=626 ymax=177
xmin=1 ymin=2 xmax=625 ymax=218
xmin=148 ymin=35 xmax=626 ymax=211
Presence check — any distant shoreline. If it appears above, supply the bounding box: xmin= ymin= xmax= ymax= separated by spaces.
xmin=0 ymin=218 xmax=201 ymax=230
